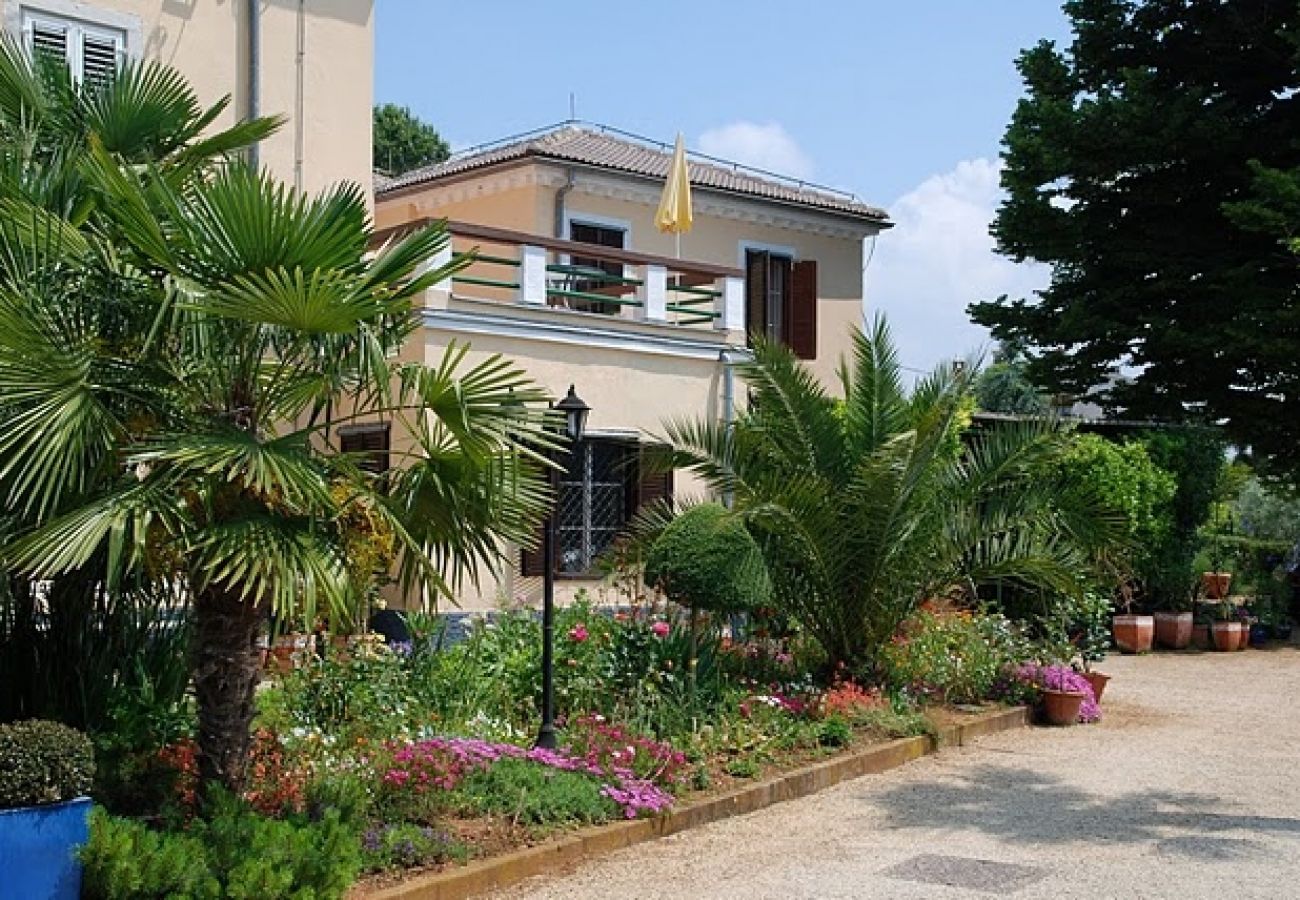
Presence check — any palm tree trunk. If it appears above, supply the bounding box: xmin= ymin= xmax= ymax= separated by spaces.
xmin=192 ymin=583 xmax=265 ymax=800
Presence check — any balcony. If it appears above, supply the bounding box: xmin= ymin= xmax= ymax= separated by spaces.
xmin=409 ymin=221 xmax=745 ymax=338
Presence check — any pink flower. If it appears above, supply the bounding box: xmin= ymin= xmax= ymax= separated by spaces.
xmin=568 ymin=623 xmax=589 ymax=643
xmin=652 ymin=621 xmax=670 ymax=638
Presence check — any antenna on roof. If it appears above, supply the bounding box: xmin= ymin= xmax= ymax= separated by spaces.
xmin=568 ymin=92 xmax=576 ymax=122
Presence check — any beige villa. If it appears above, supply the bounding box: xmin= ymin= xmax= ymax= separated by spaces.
xmin=374 ymin=124 xmax=892 ymax=610
xmin=2 ymin=0 xmax=373 ymax=194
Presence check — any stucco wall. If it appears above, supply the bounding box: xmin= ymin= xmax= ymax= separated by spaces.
xmin=377 ymin=160 xmax=874 ymax=392
xmin=419 ymin=320 xmax=723 ymax=611
xmin=4 ymin=0 xmax=373 ymax=196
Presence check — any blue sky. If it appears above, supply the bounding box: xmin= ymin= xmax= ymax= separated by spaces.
xmin=375 ymin=1 xmax=1073 ymax=371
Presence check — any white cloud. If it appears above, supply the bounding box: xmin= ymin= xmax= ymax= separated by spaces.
xmin=697 ymin=121 xmax=815 ymax=181
xmin=864 ymin=158 xmax=1048 ymax=376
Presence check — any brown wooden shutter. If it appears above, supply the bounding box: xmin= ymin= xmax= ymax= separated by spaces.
xmin=790 ymin=259 xmax=818 ymax=360
xmin=745 ymin=250 xmax=768 ymax=343
xmin=634 ymin=444 xmax=674 ymax=513
xmin=520 ymin=531 xmax=547 ymax=577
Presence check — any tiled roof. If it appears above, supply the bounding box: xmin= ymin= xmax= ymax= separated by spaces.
xmin=376 ymin=125 xmax=888 ymax=223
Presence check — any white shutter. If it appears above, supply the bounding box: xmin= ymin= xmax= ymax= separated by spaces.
xmin=24 ymin=16 xmax=71 ymax=68
xmin=19 ymin=10 xmax=124 ymax=85
xmin=79 ymin=30 xmax=120 ymax=87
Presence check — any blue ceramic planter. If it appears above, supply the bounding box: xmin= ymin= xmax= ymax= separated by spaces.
xmin=0 ymin=796 xmax=91 ymax=900
xmin=1250 ymin=623 xmax=1270 ymax=647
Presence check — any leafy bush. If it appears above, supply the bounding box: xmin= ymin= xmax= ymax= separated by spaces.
xmin=81 ymin=808 xmax=219 ymax=899
xmin=816 ymin=716 xmax=853 ymax=748
xmin=643 ymin=503 xmax=771 ymax=613
xmin=1058 ymin=434 xmax=1177 ymax=595
xmin=1233 ymin=476 xmax=1300 ymax=543
xmin=360 ymin=823 xmax=467 ymax=872
xmin=0 ymin=719 xmax=94 ymax=808
xmin=265 ymin=645 xmax=423 ymax=743
xmin=1141 ymin=429 xmax=1226 ymax=605
xmin=455 ymin=756 xmax=618 ymax=827
xmin=81 ymin=797 xmax=362 ymax=900
xmin=882 ymin=611 xmax=1033 ymax=705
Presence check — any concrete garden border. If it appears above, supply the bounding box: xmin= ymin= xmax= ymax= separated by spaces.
xmin=359 ymin=706 xmax=1030 ymax=900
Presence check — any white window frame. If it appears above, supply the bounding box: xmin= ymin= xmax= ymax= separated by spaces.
xmin=6 ymin=1 xmax=141 ymax=80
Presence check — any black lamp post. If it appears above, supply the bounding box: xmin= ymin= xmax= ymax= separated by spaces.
xmin=536 ymin=384 xmax=590 ymax=750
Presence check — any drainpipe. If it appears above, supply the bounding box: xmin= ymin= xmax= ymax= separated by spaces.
xmin=293 ymin=0 xmax=305 ymax=191
xmin=247 ymin=0 xmax=260 ymax=169
xmin=552 ymin=166 xmax=576 ymax=238
xmin=719 ymin=348 xmax=736 ymax=509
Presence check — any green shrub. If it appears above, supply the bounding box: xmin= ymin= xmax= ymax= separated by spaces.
xmin=0 ymin=719 xmax=94 ymax=808
xmin=454 ymin=758 xmax=617 ymax=827
xmin=81 ymin=808 xmax=219 ymax=900
xmin=360 ymin=823 xmax=468 ymax=872
xmin=856 ymin=705 xmax=935 ymax=739
xmin=80 ymin=796 xmax=362 ymax=900
xmin=265 ymin=647 xmax=424 ymax=742
xmin=816 ymin=716 xmax=853 ymax=748
xmin=1141 ymin=429 xmax=1226 ymax=605
xmin=1059 ymin=434 xmax=1177 ymax=593
xmin=882 ymin=611 xmax=1032 ymax=705
xmin=644 ymin=504 xmax=771 ymax=613
xmin=724 ymin=757 xmax=761 ymax=779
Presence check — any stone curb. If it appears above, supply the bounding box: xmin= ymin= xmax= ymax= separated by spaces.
xmin=360 ymin=706 xmax=1030 ymax=900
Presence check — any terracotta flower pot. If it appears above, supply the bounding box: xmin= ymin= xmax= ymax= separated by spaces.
xmin=1081 ymin=670 xmax=1110 ymax=703
xmin=1202 ymin=571 xmax=1232 ymax=600
xmin=1236 ymin=624 xmax=1250 ymax=651
xmin=1153 ymin=611 xmax=1193 ymax=650
xmin=1211 ymin=621 xmax=1242 ymax=652
xmin=1191 ymin=624 xmax=1211 ymax=649
xmin=1041 ymin=689 xmax=1086 ymax=726
xmin=1112 ymin=614 xmax=1154 ymax=654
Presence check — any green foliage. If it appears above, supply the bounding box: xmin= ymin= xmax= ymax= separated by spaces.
xmin=973 ymin=353 xmax=1049 ymax=415
xmin=969 ymin=1 xmax=1300 ymax=481
xmin=264 ymin=647 xmax=422 ymax=743
xmin=0 ymin=46 xmax=556 ymax=799
xmin=0 ymin=719 xmax=94 ymax=808
xmin=454 ymin=758 xmax=617 ymax=827
xmin=373 ymin=103 xmax=450 ymax=176
xmin=663 ymin=317 xmax=1123 ymax=668
xmin=724 ymin=757 xmax=761 ymax=779
xmin=881 ymin=611 xmax=1034 ymax=705
xmin=1234 ymin=477 xmax=1300 ymax=543
xmin=644 ymin=503 xmax=771 ymax=613
xmin=360 ymin=823 xmax=468 ymax=873
xmin=82 ymin=797 xmax=362 ymax=900
xmin=816 ymin=716 xmax=853 ymax=748
xmin=1140 ymin=430 xmax=1226 ymax=605
xmin=1058 ymin=434 xmax=1176 ymax=598
xmin=81 ymin=807 xmax=219 ymax=900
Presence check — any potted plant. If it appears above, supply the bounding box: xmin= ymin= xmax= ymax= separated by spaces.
xmin=1111 ymin=588 xmax=1154 ymax=654
xmin=1016 ymin=663 xmax=1100 ymax=726
xmin=1153 ymin=590 xmax=1195 ymax=650
xmin=1210 ymin=602 xmax=1244 ymax=652
xmin=1072 ymin=592 xmax=1113 ymax=701
xmin=0 ymin=720 xmax=95 ymax=899
xmin=1201 ymin=542 xmax=1233 ymax=600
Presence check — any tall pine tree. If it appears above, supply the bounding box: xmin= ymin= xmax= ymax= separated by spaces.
xmin=970 ymin=0 xmax=1300 ymax=478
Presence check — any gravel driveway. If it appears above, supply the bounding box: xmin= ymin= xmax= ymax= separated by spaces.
xmin=498 ymin=646 xmax=1300 ymax=899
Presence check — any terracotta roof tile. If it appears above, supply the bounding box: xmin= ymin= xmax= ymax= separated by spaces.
xmin=377 ymin=125 xmax=888 ymax=223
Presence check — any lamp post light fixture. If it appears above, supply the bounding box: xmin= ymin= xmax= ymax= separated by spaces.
xmin=535 ymin=384 xmax=590 ymax=750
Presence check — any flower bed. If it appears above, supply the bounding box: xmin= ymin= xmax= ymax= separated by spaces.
xmin=79 ymin=598 xmax=1073 ymax=898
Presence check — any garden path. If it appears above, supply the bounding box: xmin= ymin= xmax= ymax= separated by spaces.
xmin=497 ymin=646 xmax=1300 ymax=899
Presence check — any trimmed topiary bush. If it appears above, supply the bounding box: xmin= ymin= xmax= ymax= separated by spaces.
xmin=643 ymin=503 xmax=771 ymax=614
xmin=0 ymin=719 xmax=95 ymax=808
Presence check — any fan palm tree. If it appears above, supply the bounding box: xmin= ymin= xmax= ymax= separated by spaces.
xmin=662 ymin=317 xmax=1123 ymax=670
xmin=0 ymin=43 xmax=553 ymax=796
